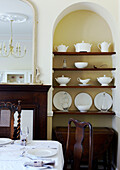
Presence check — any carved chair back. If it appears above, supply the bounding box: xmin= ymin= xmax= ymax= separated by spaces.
xmin=64 ymin=118 xmax=93 ymax=170
xmin=0 ymin=100 xmax=21 ymax=139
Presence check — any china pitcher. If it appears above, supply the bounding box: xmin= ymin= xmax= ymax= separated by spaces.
xmin=97 ymin=41 xmax=111 ymax=52
xmin=54 ymin=44 xmax=69 ymax=52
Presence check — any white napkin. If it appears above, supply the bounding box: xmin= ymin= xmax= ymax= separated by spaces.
xmin=24 ymin=160 xmax=55 ymax=168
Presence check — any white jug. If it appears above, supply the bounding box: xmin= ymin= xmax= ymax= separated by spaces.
xmin=97 ymin=41 xmax=111 ymax=52
xmin=54 ymin=44 xmax=69 ymax=52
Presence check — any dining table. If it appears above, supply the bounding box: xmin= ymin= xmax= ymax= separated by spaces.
xmin=0 ymin=139 xmax=64 ymax=170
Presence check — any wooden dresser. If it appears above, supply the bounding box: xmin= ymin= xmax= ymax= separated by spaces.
xmin=53 ymin=126 xmax=118 ymax=169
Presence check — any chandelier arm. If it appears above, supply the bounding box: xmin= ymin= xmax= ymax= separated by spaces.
xmin=10 ymin=20 xmax=13 ymax=42
xmin=11 ymin=51 xmax=26 ymax=58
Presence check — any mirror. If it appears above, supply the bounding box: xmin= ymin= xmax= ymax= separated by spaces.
xmin=0 ymin=0 xmax=35 ymax=84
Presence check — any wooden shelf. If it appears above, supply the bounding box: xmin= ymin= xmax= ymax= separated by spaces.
xmin=53 ymin=52 xmax=116 ymax=55
xmin=53 ymin=110 xmax=115 ymax=115
xmin=53 ymin=85 xmax=116 ymax=88
xmin=53 ymin=68 xmax=116 ymax=71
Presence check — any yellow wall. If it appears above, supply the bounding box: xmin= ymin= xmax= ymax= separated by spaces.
xmin=53 ymin=10 xmax=113 ymax=52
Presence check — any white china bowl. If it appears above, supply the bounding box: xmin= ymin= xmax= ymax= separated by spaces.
xmin=97 ymin=75 xmax=112 ymax=86
xmin=74 ymin=62 xmax=88 ymax=68
xmin=77 ymin=105 xmax=90 ymax=112
xmin=55 ymin=76 xmax=71 ymax=86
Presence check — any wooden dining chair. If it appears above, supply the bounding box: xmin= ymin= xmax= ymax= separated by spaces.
xmin=0 ymin=100 xmax=21 ymax=139
xmin=64 ymin=118 xmax=93 ymax=170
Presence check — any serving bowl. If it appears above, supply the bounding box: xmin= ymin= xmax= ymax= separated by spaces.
xmin=77 ymin=105 xmax=90 ymax=112
xmin=97 ymin=75 xmax=113 ymax=86
xmin=74 ymin=62 xmax=88 ymax=68
xmin=74 ymin=41 xmax=92 ymax=52
xmin=55 ymin=75 xmax=71 ymax=86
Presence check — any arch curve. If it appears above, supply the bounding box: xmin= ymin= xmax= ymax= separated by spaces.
xmin=53 ymin=1 xmax=118 ymax=50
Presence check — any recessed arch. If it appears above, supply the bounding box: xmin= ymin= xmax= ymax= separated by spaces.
xmin=53 ymin=2 xmax=118 ymax=52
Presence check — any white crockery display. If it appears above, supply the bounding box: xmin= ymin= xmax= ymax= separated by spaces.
xmin=77 ymin=77 xmax=90 ymax=84
xmin=97 ymin=75 xmax=113 ymax=86
xmin=54 ymin=44 xmax=69 ymax=52
xmin=55 ymin=75 xmax=71 ymax=86
xmin=53 ymin=91 xmax=72 ymax=111
xmin=97 ymin=41 xmax=111 ymax=52
xmin=74 ymin=41 xmax=92 ymax=52
xmin=74 ymin=93 xmax=92 ymax=112
xmin=94 ymin=92 xmax=113 ymax=111
xmin=74 ymin=62 xmax=88 ymax=68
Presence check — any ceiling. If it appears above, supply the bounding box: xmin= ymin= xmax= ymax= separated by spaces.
xmin=0 ymin=0 xmax=33 ymax=35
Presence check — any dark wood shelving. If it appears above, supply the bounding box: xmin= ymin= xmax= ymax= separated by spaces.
xmin=53 ymin=85 xmax=116 ymax=88
xmin=53 ymin=51 xmax=116 ymax=116
xmin=53 ymin=68 xmax=116 ymax=71
xmin=53 ymin=110 xmax=115 ymax=115
xmin=53 ymin=52 xmax=116 ymax=55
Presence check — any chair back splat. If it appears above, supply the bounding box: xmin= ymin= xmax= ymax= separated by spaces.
xmin=0 ymin=100 xmax=21 ymax=139
xmin=64 ymin=118 xmax=93 ymax=170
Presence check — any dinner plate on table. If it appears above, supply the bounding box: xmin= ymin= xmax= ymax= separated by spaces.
xmin=0 ymin=138 xmax=13 ymax=145
xmin=27 ymin=148 xmax=57 ymax=158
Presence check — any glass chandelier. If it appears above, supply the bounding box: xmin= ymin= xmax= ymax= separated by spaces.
xmin=0 ymin=13 xmax=27 ymax=58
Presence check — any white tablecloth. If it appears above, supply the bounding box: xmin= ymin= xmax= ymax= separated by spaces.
xmin=0 ymin=140 xmax=64 ymax=170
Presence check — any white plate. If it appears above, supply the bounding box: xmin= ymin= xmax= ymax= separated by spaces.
xmin=78 ymin=84 xmax=91 ymax=86
xmin=27 ymin=148 xmax=57 ymax=158
xmin=53 ymin=91 xmax=72 ymax=111
xmin=94 ymin=92 xmax=113 ymax=111
xmin=74 ymin=93 xmax=92 ymax=108
xmin=0 ymin=138 xmax=13 ymax=145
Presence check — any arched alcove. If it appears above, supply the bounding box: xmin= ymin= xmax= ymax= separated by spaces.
xmin=53 ymin=10 xmax=113 ymax=52
xmin=53 ymin=2 xmax=117 ymax=46
xmin=52 ymin=2 xmax=116 ymax=128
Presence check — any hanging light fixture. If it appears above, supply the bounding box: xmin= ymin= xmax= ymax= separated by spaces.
xmin=0 ymin=13 xmax=28 ymax=58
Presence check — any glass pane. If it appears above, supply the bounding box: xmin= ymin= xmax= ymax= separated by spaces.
xmin=0 ymin=110 xmax=10 ymax=127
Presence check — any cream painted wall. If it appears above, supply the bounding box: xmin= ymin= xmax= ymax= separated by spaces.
xmin=26 ymin=0 xmax=120 ymax=168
